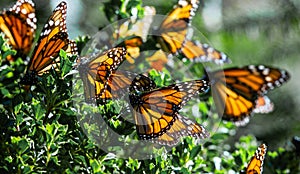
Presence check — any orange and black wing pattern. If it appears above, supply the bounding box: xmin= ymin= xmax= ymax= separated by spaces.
xmin=129 ymin=74 xmax=210 ymax=146
xmin=77 ymin=47 xmax=127 ymax=103
xmin=0 ymin=0 xmax=36 ymax=61
xmin=181 ymin=40 xmax=231 ymax=64
xmin=96 ymin=69 xmax=143 ymax=103
xmin=154 ymin=113 xmax=209 ymax=146
xmin=21 ymin=1 xmax=77 ymax=85
xmin=157 ymin=0 xmax=199 ymax=54
xmin=243 ymin=144 xmax=267 ymax=174
xmin=207 ymin=65 xmax=290 ymax=126
xmin=119 ymin=36 xmax=143 ymax=64
xmin=157 ymin=0 xmax=230 ymax=64
xmin=66 ymin=40 xmax=79 ymax=56
xmin=145 ymin=49 xmax=168 ymax=71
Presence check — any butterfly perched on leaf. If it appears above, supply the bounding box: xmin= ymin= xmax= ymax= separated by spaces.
xmin=205 ymin=65 xmax=290 ymax=126
xmin=77 ymin=47 xmax=127 ymax=103
xmin=0 ymin=0 xmax=36 ymax=61
xmin=129 ymin=74 xmax=210 ymax=146
xmin=241 ymin=144 xmax=267 ymax=174
xmin=155 ymin=0 xmax=230 ymax=64
xmin=20 ymin=1 xmax=78 ymax=85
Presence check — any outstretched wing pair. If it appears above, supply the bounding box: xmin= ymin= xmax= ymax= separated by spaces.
xmin=0 ymin=0 xmax=78 ymax=85
xmin=205 ymin=65 xmax=290 ymax=126
xmin=129 ymin=74 xmax=210 ymax=146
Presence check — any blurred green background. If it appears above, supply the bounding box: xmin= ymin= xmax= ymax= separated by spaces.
xmin=1 ymin=0 xmax=299 ymax=151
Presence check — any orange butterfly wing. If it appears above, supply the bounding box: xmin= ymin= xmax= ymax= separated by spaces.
xmin=66 ymin=40 xmax=79 ymax=57
xmin=96 ymin=69 xmax=142 ymax=103
xmin=208 ymin=65 xmax=290 ymax=125
xmin=129 ymin=75 xmax=209 ymax=146
xmin=28 ymin=2 xmax=67 ymax=73
xmin=155 ymin=113 xmax=209 ymax=146
xmin=121 ymin=36 xmax=143 ymax=64
xmin=21 ymin=1 xmax=77 ymax=85
xmin=181 ymin=40 xmax=231 ymax=64
xmin=77 ymin=47 xmax=127 ymax=103
xmin=110 ymin=8 xmax=155 ymax=66
xmin=246 ymin=144 xmax=267 ymax=174
xmin=0 ymin=0 xmax=36 ymax=60
xmin=211 ymin=81 xmax=254 ymax=125
xmin=157 ymin=0 xmax=230 ymax=65
xmin=158 ymin=0 xmax=199 ymax=54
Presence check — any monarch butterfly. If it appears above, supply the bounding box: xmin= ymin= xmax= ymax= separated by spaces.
xmin=129 ymin=74 xmax=210 ymax=146
xmin=205 ymin=65 xmax=290 ymax=126
xmin=0 ymin=0 xmax=36 ymax=61
xmin=241 ymin=144 xmax=267 ymax=174
xmin=77 ymin=47 xmax=127 ymax=103
xmin=156 ymin=0 xmax=230 ymax=64
xmin=21 ymin=1 xmax=78 ymax=85
xmin=156 ymin=0 xmax=199 ymax=54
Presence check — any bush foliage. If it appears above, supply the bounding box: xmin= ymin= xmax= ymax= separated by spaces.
xmin=0 ymin=0 xmax=299 ymax=173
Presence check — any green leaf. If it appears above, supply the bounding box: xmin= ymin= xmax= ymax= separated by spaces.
xmin=1 ymin=88 xmax=12 ymax=98
xmin=14 ymin=102 xmax=23 ymax=114
xmin=11 ymin=136 xmax=30 ymax=155
xmin=59 ymin=50 xmax=73 ymax=77
xmin=90 ymin=158 xmax=102 ymax=173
